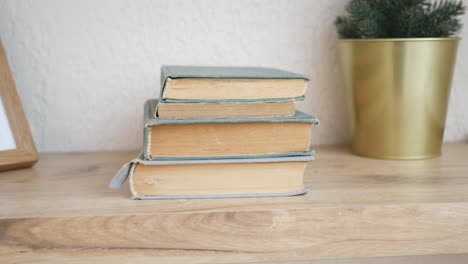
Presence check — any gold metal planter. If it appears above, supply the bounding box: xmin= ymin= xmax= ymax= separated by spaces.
xmin=338 ymin=38 xmax=459 ymax=159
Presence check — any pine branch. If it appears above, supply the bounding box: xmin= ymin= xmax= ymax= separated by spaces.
xmin=425 ymin=0 xmax=466 ymax=37
xmin=393 ymin=5 xmax=427 ymax=37
xmin=335 ymin=17 xmax=360 ymax=38
xmin=345 ymin=0 xmax=388 ymax=38
xmin=335 ymin=0 xmax=466 ymax=38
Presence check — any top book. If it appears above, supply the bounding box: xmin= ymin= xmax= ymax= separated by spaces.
xmin=160 ymin=66 xmax=310 ymax=102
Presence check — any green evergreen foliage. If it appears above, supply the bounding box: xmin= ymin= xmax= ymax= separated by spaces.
xmin=335 ymin=0 xmax=466 ymax=38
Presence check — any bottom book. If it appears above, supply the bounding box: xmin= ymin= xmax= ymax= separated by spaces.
xmin=110 ymin=155 xmax=313 ymax=200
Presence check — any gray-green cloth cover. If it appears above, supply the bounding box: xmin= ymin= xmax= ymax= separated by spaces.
xmin=109 ymin=153 xmax=313 ymax=200
xmin=144 ymin=99 xmax=319 ymax=160
xmin=160 ymin=65 xmax=310 ymax=102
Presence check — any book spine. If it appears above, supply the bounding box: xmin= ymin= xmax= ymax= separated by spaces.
xmin=160 ymin=66 xmax=172 ymax=100
xmin=143 ymin=126 xmax=152 ymax=160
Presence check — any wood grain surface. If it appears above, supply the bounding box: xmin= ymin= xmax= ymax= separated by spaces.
xmin=1 ymin=143 xmax=468 ymax=263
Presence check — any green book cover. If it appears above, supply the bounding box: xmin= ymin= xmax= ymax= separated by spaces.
xmin=160 ymin=65 xmax=310 ymax=103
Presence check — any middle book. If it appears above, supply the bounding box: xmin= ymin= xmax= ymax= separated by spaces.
xmin=143 ymin=99 xmax=319 ymax=160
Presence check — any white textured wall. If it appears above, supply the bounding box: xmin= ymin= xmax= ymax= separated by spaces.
xmin=0 ymin=0 xmax=467 ymax=152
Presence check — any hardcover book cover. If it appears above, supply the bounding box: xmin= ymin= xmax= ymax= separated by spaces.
xmin=160 ymin=65 xmax=310 ymax=102
xmin=144 ymin=99 xmax=319 ymax=160
xmin=109 ymin=153 xmax=313 ymax=200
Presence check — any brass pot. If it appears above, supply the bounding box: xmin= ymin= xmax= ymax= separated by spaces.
xmin=338 ymin=38 xmax=460 ymax=159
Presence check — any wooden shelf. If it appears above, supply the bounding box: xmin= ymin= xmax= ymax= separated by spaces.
xmin=1 ymin=143 xmax=468 ymax=263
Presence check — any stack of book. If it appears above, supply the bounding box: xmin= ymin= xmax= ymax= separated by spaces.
xmin=110 ymin=66 xmax=319 ymax=199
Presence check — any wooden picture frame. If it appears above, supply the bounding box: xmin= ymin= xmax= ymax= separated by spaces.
xmin=0 ymin=40 xmax=38 ymax=171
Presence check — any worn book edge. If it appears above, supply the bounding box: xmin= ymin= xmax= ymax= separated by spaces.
xmin=109 ymin=153 xmax=315 ymax=197
xmin=146 ymin=99 xmax=319 ymax=125
xmin=154 ymin=99 xmax=296 ymax=119
xmin=160 ymin=65 xmax=310 ymax=103
xmin=144 ymin=99 xmax=319 ymax=160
